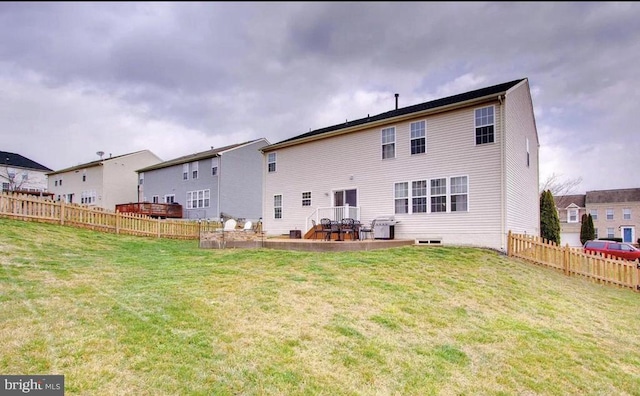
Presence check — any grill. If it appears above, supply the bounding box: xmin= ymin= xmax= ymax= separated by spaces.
xmin=373 ymin=216 xmax=398 ymax=240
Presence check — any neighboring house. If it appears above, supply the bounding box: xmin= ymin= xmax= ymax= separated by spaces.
xmin=556 ymin=188 xmax=640 ymax=246
xmin=1 ymin=151 xmax=52 ymax=193
xmin=47 ymin=150 xmax=162 ymax=210
xmin=136 ymin=138 xmax=270 ymax=221
xmin=261 ymin=78 xmax=540 ymax=251
xmin=554 ymin=194 xmax=587 ymax=247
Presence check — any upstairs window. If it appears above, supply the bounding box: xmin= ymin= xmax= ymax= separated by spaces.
xmin=182 ymin=164 xmax=189 ymax=180
xmin=82 ymin=170 xmax=86 ymax=182
xmin=606 ymin=209 xmax=614 ymax=220
xmin=590 ymin=209 xmax=597 ymax=220
xmin=268 ymin=153 xmax=277 ymax=173
xmin=623 ymin=208 xmax=631 ymax=220
xmin=410 ymin=121 xmax=426 ymax=155
xmin=139 ymin=173 xmax=144 ymax=185
xmin=526 ymin=138 xmax=530 ymax=167
xmin=381 ymin=127 xmax=395 ymax=159
xmin=191 ymin=162 xmax=198 ymax=179
xmin=475 ymin=106 xmax=495 ymax=145
xmin=568 ymin=209 xmax=578 ymax=223
xmin=211 ymin=157 xmax=219 ymax=176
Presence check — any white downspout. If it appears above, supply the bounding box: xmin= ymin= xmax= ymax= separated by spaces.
xmin=217 ymin=154 xmax=222 ymax=221
xmin=499 ymin=94 xmax=506 ymax=251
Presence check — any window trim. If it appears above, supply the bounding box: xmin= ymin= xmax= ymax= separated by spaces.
xmin=302 ymin=191 xmax=311 ymax=207
xmin=186 ymin=189 xmax=210 ymax=209
xmin=474 ymin=105 xmax=495 ymax=145
xmin=606 ymin=208 xmax=614 ymax=220
xmin=394 ymin=182 xmax=409 ymax=214
xmin=182 ymin=164 xmax=189 ymax=180
xmin=274 ymin=194 xmax=282 ymax=219
xmin=268 ymin=153 xmax=277 ymax=173
xmin=410 ymin=120 xmax=426 ymax=155
xmin=394 ymin=175 xmax=468 ymax=214
xmin=450 ymin=176 xmax=468 ymax=212
xmin=191 ymin=161 xmax=199 ymax=179
xmin=381 ymin=127 xmax=396 ymax=159
xmin=567 ymin=208 xmax=579 ymax=223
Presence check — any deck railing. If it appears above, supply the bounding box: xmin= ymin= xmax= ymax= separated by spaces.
xmin=0 ymin=192 xmax=220 ymax=239
xmin=508 ymin=231 xmax=640 ymax=292
xmin=305 ymin=205 xmax=361 ymax=230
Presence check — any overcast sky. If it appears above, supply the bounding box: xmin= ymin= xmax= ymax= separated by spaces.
xmin=1 ymin=2 xmax=638 ymax=194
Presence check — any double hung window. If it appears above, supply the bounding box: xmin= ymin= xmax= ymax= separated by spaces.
xmin=381 ymin=127 xmax=395 ymax=159
xmin=410 ymin=121 xmax=426 ymax=155
xmin=268 ymin=153 xmax=277 ymax=173
xmin=475 ymin=106 xmax=495 ymax=145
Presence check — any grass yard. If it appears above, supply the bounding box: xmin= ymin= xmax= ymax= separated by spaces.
xmin=1 ymin=218 xmax=640 ymax=395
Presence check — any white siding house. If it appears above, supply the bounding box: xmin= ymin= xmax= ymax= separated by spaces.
xmin=261 ymin=78 xmax=540 ymax=251
xmin=47 ymin=150 xmax=162 ymax=210
xmin=1 ymin=151 xmax=52 ymax=193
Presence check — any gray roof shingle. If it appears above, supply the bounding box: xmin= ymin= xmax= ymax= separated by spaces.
xmin=269 ymin=78 xmax=527 ymax=147
xmin=586 ymin=188 xmax=640 ymax=204
xmin=0 ymin=151 xmax=52 ymax=172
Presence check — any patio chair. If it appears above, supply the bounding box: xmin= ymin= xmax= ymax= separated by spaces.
xmin=358 ymin=219 xmax=375 ymax=240
xmin=340 ymin=218 xmax=357 ymax=241
xmin=320 ymin=218 xmax=334 ymax=241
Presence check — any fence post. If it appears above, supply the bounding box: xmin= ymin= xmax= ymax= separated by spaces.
xmin=563 ymin=243 xmax=570 ymax=275
xmin=507 ymin=230 xmax=512 ymax=256
xmin=157 ymin=217 xmax=161 ymax=238
xmin=116 ymin=212 xmax=121 ymax=234
xmin=60 ymin=201 xmax=65 ymax=225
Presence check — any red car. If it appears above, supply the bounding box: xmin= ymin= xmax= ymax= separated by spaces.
xmin=583 ymin=240 xmax=640 ymax=261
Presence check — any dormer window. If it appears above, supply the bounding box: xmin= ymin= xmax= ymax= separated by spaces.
xmin=567 ymin=208 xmax=578 ymax=223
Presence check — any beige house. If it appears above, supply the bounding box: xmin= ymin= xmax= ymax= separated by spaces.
xmin=261 ymin=78 xmax=540 ymax=251
xmin=47 ymin=150 xmax=162 ymax=210
xmin=555 ymin=188 xmax=640 ymax=247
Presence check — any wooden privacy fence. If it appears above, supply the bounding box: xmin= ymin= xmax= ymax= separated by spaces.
xmin=508 ymin=231 xmax=640 ymax=292
xmin=0 ymin=192 xmax=220 ymax=239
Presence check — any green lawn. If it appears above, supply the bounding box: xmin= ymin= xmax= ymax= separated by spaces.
xmin=1 ymin=218 xmax=640 ymax=395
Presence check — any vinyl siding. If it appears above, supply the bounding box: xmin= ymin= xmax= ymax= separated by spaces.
xmin=263 ymin=103 xmax=507 ymax=249
xmin=141 ymin=158 xmax=221 ymax=219
xmin=219 ymin=139 xmax=269 ymax=221
xmin=504 ymin=80 xmax=540 ymax=242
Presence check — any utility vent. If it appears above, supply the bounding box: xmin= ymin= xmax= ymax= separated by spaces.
xmin=415 ymin=239 xmax=442 ymax=246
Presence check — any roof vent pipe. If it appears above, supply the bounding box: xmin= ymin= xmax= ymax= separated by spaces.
xmin=395 ymin=93 xmax=399 ymax=110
